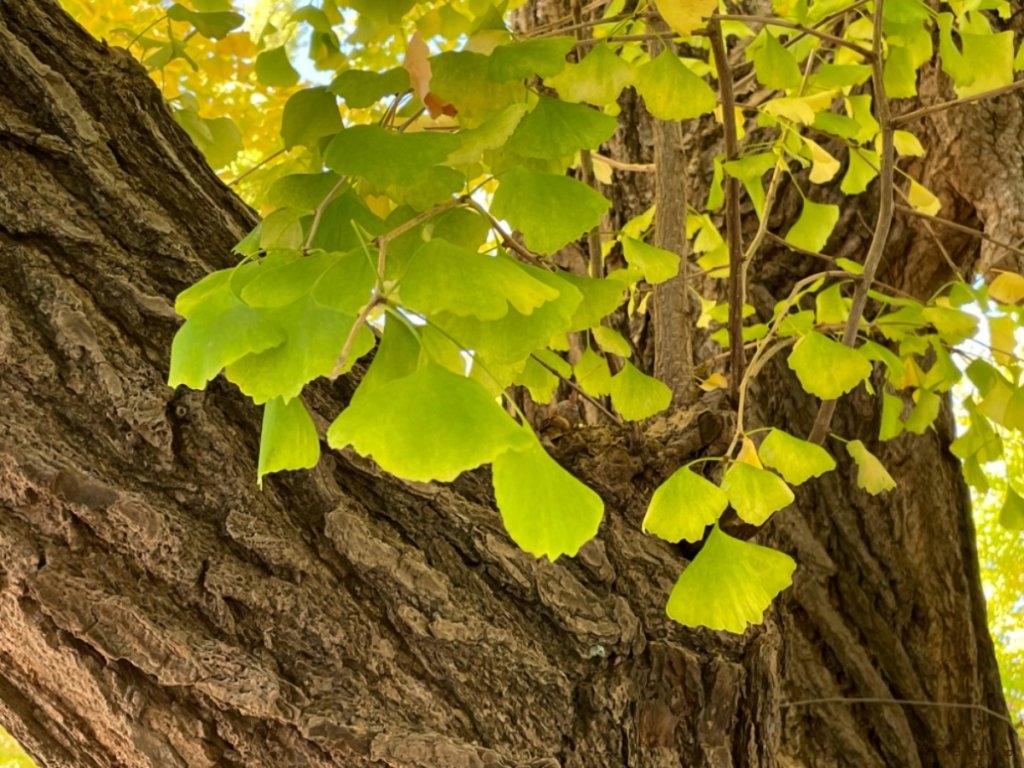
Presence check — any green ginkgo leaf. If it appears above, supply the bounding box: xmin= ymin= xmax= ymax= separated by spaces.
xmin=720 ymin=461 xmax=795 ymax=525
xmin=488 ymin=37 xmax=575 ymax=81
xmin=787 ymin=332 xmax=873 ymax=399
xmin=255 ymin=46 xmax=300 ymax=88
xmin=168 ymin=276 xmax=285 ymax=390
xmin=846 ymin=440 xmax=897 ymax=494
xmin=492 ymin=441 xmax=604 ymax=559
xmin=508 ymin=96 xmax=618 ymax=160
xmin=574 ymin=345 xmax=613 ymax=397
xmin=258 ymin=396 xmax=320 ymax=488
xmin=644 ymin=467 xmax=728 ymax=543
xmin=399 ymin=240 xmax=559 ymax=320
xmin=327 ymin=364 xmax=532 ymax=481
xmin=665 ymin=526 xmax=796 ymax=632
xmin=621 ymin=237 xmax=680 ymax=284
xmin=752 ymin=31 xmax=802 ymax=90
xmin=758 ymin=429 xmax=836 ymax=485
xmin=544 ymin=42 xmax=632 ymax=106
xmin=609 ymin=362 xmax=672 ymax=421
xmin=491 ymin=168 xmax=610 ymax=255
xmin=785 ymin=198 xmax=839 ymax=253
xmin=281 ymin=87 xmax=342 ymax=149
xmin=634 ymin=50 xmax=716 ymax=121
xmin=226 ymin=295 xmax=374 ymax=404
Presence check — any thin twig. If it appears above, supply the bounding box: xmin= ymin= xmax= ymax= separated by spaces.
xmin=712 ymin=13 xmax=873 ymax=59
xmin=464 ymin=197 xmax=548 ymax=268
xmin=709 ymin=17 xmax=746 ymax=403
xmin=592 ymin=154 xmax=656 ymax=173
xmin=895 ymin=204 xmax=1024 ymax=262
xmin=780 ymin=697 xmax=1016 ymax=728
xmin=330 ymin=294 xmax=383 ymax=380
xmin=893 ymin=79 xmax=1024 ymax=125
xmin=808 ymin=0 xmax=894 ymax=445
xmin=530 ymin=353 xmax=623 ymax=425
xmin=303 ymin=175 xmax=350 ymax=252
xmin=227 ymin=148 xmax=287 ymax=187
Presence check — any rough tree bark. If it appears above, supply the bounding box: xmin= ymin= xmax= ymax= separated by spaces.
xmin=0 ymin=1 xmax=1019 ymax=767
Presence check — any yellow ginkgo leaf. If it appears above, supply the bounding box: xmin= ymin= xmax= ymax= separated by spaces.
xmin=736 ymin=436 xmax=763 ymax=468
xmin=654 ymin=0 xmax=718 ymax=39
xmin=988 ymin=271 xmax=1024 ymax=304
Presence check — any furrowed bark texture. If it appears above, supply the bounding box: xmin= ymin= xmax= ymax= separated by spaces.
xmin=0 ymin=2 xmax=1019 ymax=768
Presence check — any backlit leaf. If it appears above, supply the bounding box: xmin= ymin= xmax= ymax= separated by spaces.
xmin=721 ymin=461 xmax=794 ymax=525
xmin=545 ymin=43 xmax=632 ymax=106
xmin=493 ymin=441 xmax=604 ymax=559
xmin=622 ymin=237 xmax=680 ymax=284
xmin=491 ymin=168 xmax=610 ymax=254
xmin=847 ymin=440 xmax=896 ymax=494
xmin=634 ymin=50 xmax=716 ymax=121
xmin=759 ymin=429 xmax=836 ymax=485
xmin=609 ymin=362 xmax=672 ymax=420
xmin=281 ymin=87 xmax=341 ymax=149
xmin=328 ymin=364 xmax=532 ymax=482
xmin=644 ymin=467 xmax=728 ymax=543
xmin=258 ymin=396 xmax=320 ymax=488
xmin=788 ymin=332 xmax=872 ymax=400
xmin=665 ymin=526 xmax=796 ymax=632
xmin=653 ymin=0 xmax=718 ymax=38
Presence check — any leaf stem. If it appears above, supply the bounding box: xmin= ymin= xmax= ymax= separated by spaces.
xmin=808 ymin=0 xmax=893 ymax=444
xmin=709 ymin=17 xmax=746 ymax=403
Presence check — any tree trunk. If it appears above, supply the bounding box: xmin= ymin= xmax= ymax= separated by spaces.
xmin=0 ymin=2 xmax=1018 ymax=767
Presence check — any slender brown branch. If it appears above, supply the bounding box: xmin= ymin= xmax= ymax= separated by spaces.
xmin=227 ymin=147 xmax=287 ymax=187
xmin=713 ymin=13 xmax=873 ymax=59
xmin=808 ymin=0 xmax=894 ymax=444
xmin=709 ymin=17 xmax=746 ymax=403
xmin=464 ymin=197 xmax=548 ymax=269
xmin=592 ymin=154 xmax=655 ymax=173
xmin=895 ymin=203 xmax=1024 ymax=262
xmin=529 ymin=353 xmax=623 ymax=425
xmin=893 ymin=78 xmax=1024 ymax=125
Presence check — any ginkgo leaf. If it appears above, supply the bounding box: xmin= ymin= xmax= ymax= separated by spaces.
xmin=721 ymin=461 xmax=795 ymax=525
xmin=622 ymin=237 xmax=680 ymax=284
xmin=575 ymin=345 xmax=613 ymax=396
xmin=999 ymin=487 xmax=1024 ymax=530
xmin=403 ymin=31 xmax=433 ymax=108
xmin=653 ymin=0 xmax=717 ymax=38
xmin=609 ymin=362 xmax=672 ymax=420
xmin=644 ymin=467 xmax=728 ymax=543
xmin=399 ymin=240 xmax=559 ymax=320
xmin=226 ymin=295 xmax=375 ymax=404
xmin=665 ymin=526 xmax=796 ymax=632
xmin=488 ymin=37 xmax=575 ymax=81
xmin=167 ymin=3 xmax=243 ymax=39
xmin=988 ymin=271 xmax=1024 ymax=304
xmin=491 ymin=168 xmax=610 ymax=254
xmin=841 ymin=148 xmax=879 ymax=195
xmin=330 ymin=67 xmax=410 ymax=108
xmin=788 ymin=331 xmax=873 ymax=399
xmin=847 ymin=440 xmax=896 ymax=494
xmin=922 ymin=305 xmax=978 ymax=344
xmin=759 ymin=429 xmax=836 ymax=485
xmin=281 ymin=87 xmax=341 ymax=149
xmin=492 ymin=441 xmax=604 ymax=559
xmin=255 ymin=46 xmax=299 ymax=88
xmin=892 ymin=130 xmax=925 ymax=157
xmin=591 ymin=325 xmax=631 ymax=357
xmin=169 ymin=277 xmax=285 ymax=389
xmin=514 ymin=356 xmax=559 ymax=403
xmin=327 ymin=364 xmax=532 ymax=482
xmin=545 ymin=43 xmax=632 ymax=106
xmin=802 ymin=137 xmax=840 ymax=183
xmin=508 ymin=96 xmax=618 ymax=160
xmin=785 ymin=199 xmax=839 ymax=252
xmin=752 ymin=31 xmax=802 ymax=90
xmin=908 ymin=179 xmax=941 ymax=216
xmin=634 ymin=50 xmax=716 ymax=121
xmin=258 ymin=396 xmax=320 ymax=488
